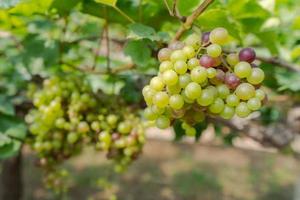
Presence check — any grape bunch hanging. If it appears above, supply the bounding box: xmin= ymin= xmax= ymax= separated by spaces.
xmin=26 ymin=75 xmax=145 ymax=192
xmin=143 ymin=27 xmax=266 ymax=135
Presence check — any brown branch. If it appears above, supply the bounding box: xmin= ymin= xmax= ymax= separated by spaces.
xmin=91 ymin=23 xmax=107 ymax=70
xmin=104 ymin=7 xmax=111 ymax=73
xmin=172 ymin=0 xmax=214 ymax=42
xmin=256 ymin=56 xmax=300 ymax=73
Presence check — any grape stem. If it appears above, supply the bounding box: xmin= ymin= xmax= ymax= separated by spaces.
xmin=256 ymin=55 xmax=300 ymax=73
xmin=163 ymin=0 xmax=185 ymax=21
xmin=172 ymin=0 xmax=215 ymax=42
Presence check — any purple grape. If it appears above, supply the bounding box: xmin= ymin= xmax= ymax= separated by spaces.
xmin=251 ymin=63 xmax=259 ymax=68
xmin=216 ymin=69 xmax=225 ymax=82
xmin=239 ymin=48 xmax=256 ymax=63
xmin=225 ymin=72 xmax=240 ymax=89
xmin=168 ymin=41 xmax=185 ymax=50
xmin=202 ymin=32 xmax=211 ymax=44
xmin=199 ymin=55 xmax=215 ymax=68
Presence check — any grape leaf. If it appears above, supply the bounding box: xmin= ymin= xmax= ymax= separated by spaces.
xmin=0 ymin=0 xmax=20 ymax=9
xmin=128 ymin=23 xmax=156 ymax=40
xmin=0 ymin=95 xmax=15 ymax=116
xmin=0 ymin=140 xmax=21 ymax=159
xmin=124 ymin=39 xmax=152 ymax=66
xmin=173 ymin=120 xmax=185 ymax=141
xmin=95 ymin=0 xmax=117 ymax=7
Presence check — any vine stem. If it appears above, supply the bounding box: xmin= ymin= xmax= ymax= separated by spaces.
xmin=172 ymin=0 xmax=214 ymax=42
xmin=113 ymin=6 xmax=135 ymax=23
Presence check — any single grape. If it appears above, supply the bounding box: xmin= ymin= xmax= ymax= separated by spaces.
xmin=207 ymin=68 xmax=217 ymax=78
xmin=144 ymin=107 xmax=158 ymax=120
xmin=206 ymin=85 xmax=218 ymax=99
xmin=234 ymin=61 xmax=252 ymax=78
xmin=185 ymin=82 xmax=202 ymax=99
xmin=167 ymin=83 xmax=181 ymax=94
xmin=236 ymin=102 xmax=251 ymax=118
xmin=197 ymin=89 xmax=215 ymax=106
xmin=181 ymin=90 xmax=194 ymax=103
xmin=247 ymin=68 xmax=265 ymax=85
xmin=156 ymin=115 xmax=170 ymax=129
xmin=162 ymin=70 xmax=178 ymax=86
xmin=207 ymin=44 xmax=222 ymax=58
xmin=193 ymin=111 xmax=205 ymax=122
xmin=151 ymin=105 xmax=165 ymax=115
xmin=217 ymin=84 xmax=230 ymax=99
xmin=169 ymin=94 xmax=185 ymax=110
xmin=200 ymin=55 xmax=215 ymax=68
xmin=170 ymin=50 xmax=187 ymax=62
xmin=186 ymin=127 xmax=196 ymax=136
xmin=179 ymin=74 xmax=191 ymax=88
xmin=220 ymin=105 xmax=235 ymax=119
xmin=187 ymin=58 xmax=199 ymax=70
xmin=213 ymin=57 xmax=221 ymax=67
xmin=153 ymin=91 xmax=169 ymax=108
xmin=159 ymin=61 xmax=173 ymax=73
xmin=191 ymin=66 xmax=208 ymax=84
xmin=168 ymin=41 xmax=185 ymax=50
xmin=225 ymin=72 xmax=240 ymax=89
xmin=255 ymin=89 xmax=266 ymax=101
xmin=185 ymin=33 xmax=201 ymax=49
xmin=247 ymin=97 xmax=261 ymax=111
xmin=226 ymin=94 xmax=240 ymax=107
xmin=174 ymin=60 xmax=188 ymax=75
xmin=209 ymin=98 xmax=225 ymax=114
xmin=209 ymin=27 xmax=229 ymax=45
xmin=158 ymin=48 xmax=172 ymax=62
xmin=67 ymin=132 xmax=78 ymax=144
xmin=91 ymin=121 xmax=101 ymax=131
xmin=226 ymin=53 xmax=239 ymax=66
xmin=202 ymin=32 xmax=211 ymax=44
xmin=183 ymin=45 xmax=196 ymax=59
xmin=239 ymin=48 xmax=256 ymax=63
xmin=78 ymin=121 xmax=90 ymax=133
xmin=235 ymin=83 xmax=255 ymax=100
xmin=118 ymin=122 xmax=132 ymax=134
xmin=210 ymin=69 xmax=225 ymax=85
xmin=150 ymin=76 xmax=164 ymax=91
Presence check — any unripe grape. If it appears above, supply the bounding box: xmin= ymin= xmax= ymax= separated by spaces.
xmin=255 ymin=89 xmax=266 ymax=100
xmin=239 ymin=48 xmax=256 ymax=63
xmin=167 ymin=83 xmax=181 ymax=94
xmin=206 ymin=86 xmax=218 ymax=99
xmin=187 ymin=58 xmax=199 ymax=70
xmin=226 ymin=94 xmax=240 ymax=107
xmin=225 ymin=72 xmax=240 ymax=89
xmin=151 ymin=105 xmax=165 ymax=115
xmin=207 ymin=44 xmax=222 ymax=57
xmin=181 ymin=90 xmax=194 ymax=103
xmin=183 ymin=45 xmax=196 ymax=59
xmin=150 ymin=76 xmax=164 ymax=91
xmin=158 ymin=48 xmax=172 ymax=62
xmin=186 ymin=127 xmax=196 ymax=136
xmin=247 ymin=68 xmax=265 ymax=85
xmin=202 ymin=32 xmax=210 ymax=44
xmin=209 ymin=27 xmax=229 ymax=45
xmin=91 ymin=121 xmax=101 ymax=131
xmin=78 ymin=121 xmax=90 ymax=133
xmin=107 ymin=114 xmax=118 ymax=125
xmin=209 ymin=98 xmax=225 ymax=114
xmin=168 ymin=41 xmax=185 ymax=50
xmin=170 ymin=50 xmax=187 ymax=62
xmin=185 ymin=33 xmax=201 ymax=49
xmin=162 ymin=70 xmax=178 ymax=86
xmin=169 ymin=94 xmax=184 ymax=110
xmin=234 ymin=61 xmax=252 ymax=78
xmin=174 ymin=60 xmax=188 ymax=75
xmin=155 ymin=116 xmax=170 ymax=129
xmin=153 ymin=91 xmax=169 ymax=108
xmin=220 ymin=105 xmax=235 ymax=119
xmin=193 ymin=111 xmax=205 ymax=122
xmin=247 ymin=97 xmax=261 ymax=111
xmin=235 ymin=83 xmax=255 ymax=100
xmin=236 ymin=102 xmax=251 ymax=118
xmin=118 ymin=122 xmax=132 ymax=134
xmin=67 ymin=132 xmax=79 ymax=144
xmin=185 ymin=82 xmax=202 ymax=99
xmin=179 ymin=74 xmax=191 ymax=88
xmin=207 ymin=68 xmax=217 ymax=78
xmin=159 ymin=61 xmax=173 ymax=73
xmin=191 ymin=66 xmax=208 ymax=84
xmin=226 ymin=53 xmax=239 ymax=66
xmin=216 ymin=84 xmax=230 ymax=99
xmin=200 ymin=55 xmax=215 ymax=68
xmin=197 ymin=89 xmax=215 ymax=106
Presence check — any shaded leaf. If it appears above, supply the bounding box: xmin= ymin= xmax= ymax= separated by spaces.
xmin=0 ymin=95 xmax=15 ymax=116
xmin=124 ymin=39 xmax=152 ymax=66
xmin=0 ymin=0 xmax=20 ymax=9
xmin=95 ymin=0 xmax=117 ymax=7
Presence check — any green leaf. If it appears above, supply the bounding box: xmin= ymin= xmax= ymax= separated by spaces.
xmin=128 ymin=23 xmax=156 ymax=40
xmin=194 ymin=122 xmax=208 ymax=141
xmin=50 ymin=0 xmax=81 ymax=15
xmin=173 ymin=120 xmax=185 ymax=141
xmin=5 ymin=123 xmax=27 ymax=140
xmin=228 ymin=0 xmax=269 ymax=20
xmin=0 ymin=95 xmax=15 ymax=116
xmin=0 ymin=0 xmax=20 ymax=9
xmin=95 ymin=0 xmax=117 ymax=6
xmin=0 ymin=134 xmax=12 ymax=147
xmin=0 ymin=140 xmax=21 ymax=159
xmin=177 ymin=0 xmax=202 ymax=16
xmin=254 ymin=30 xmax=278 ymax=54
xmin=276 ymin=70 xmax=300 ymax=92
xmin=124 ymin=39 xmax=152 ymax=66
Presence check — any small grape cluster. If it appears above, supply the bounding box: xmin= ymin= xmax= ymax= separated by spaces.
xmin=26 ymin=75 xmax=145 ymax=192
xmin=143 ymin=27 xmax=266 ymax=135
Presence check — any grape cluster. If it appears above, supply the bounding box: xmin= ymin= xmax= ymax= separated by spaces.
xmin=26 ymin=75 xmax=145 ymax=192
xmin=143 ymin=27 xmax=266 ymax=135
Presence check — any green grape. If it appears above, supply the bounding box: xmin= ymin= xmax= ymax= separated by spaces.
xmin=236 ymin=102 xmax=251 ymax=118
xmin=155 ymin=116 xmax=170 ymax=129
xmin=255 ymin=89 xmax=266 ymax=101
xmin=169 ymin=94 xmax=184 ymax=110
xmin=186 ymin=127 xmax=196 ymax=136
xmin=150 ymin=76 xmax=164 ymax=91
xmin=170 ymin=50 xmax=187 ymax=62
xmin=247 ymin=68 xmax=265 ymax=85
xmin=167 ymin=83 xmax=181 ymax=94
xmin=226 ymin=53 xmax=239 ymax=66
xmin=187 ymin=58 xmax=199 ymax=70
xmin=193 ymin=111 xmax=205 ymax=122
xmin=182 ymin=45 xmax=196 ymax=59
xmin=235 ymin=83 xmax=255 ymax=100
xmin=220 ymin=105 xmax=235 ymax=119
xmin=209 ymin=27 xmax=229 ymax=45
xmin=55 ymin=118 xmax=65 ymax=129
xmin=207 ymin=68 xmax=217 ymax=78
xmin=118 ymin=122 xmax=132 ymax=134
xmin=207 ymin=44 xmax=222 ymax=58
xmin=206 ymin=86 xmax=218 ymax=99
xmin=153 ymin=91 xmax=169 ymax=108
xmin=191 ymin=66 xmax=208 ymax=84
xmin=247 ymin=97 xmax=261 ymax=111
xmin=91 ymin=121 xmax=101 ymax=131
xmin=67 ymin=132 xmax=79 ymax=144
xmin=179 ymin=74 xmax=191 ymax=88
xmin=197 ymin=89 xmax=215 ymax=106
xmin=151 ymin=105 xmax=165 ymax=115
xmin=99 ymin=131 xmax=111 ymax=145
xmin=181 ymin=90 xmax=194 ymax=103
xmin=159 ymin=61 xmax=173 ymax=73
xmin=185 ymin=33 xmax=201 ymax=49
xmin=216 ymin=84 xmax=230 ymax=99
xmin=226 ymin=94 xmax=240 ymax=107
xmin=234 ymin=62 xmax=252 ymax=78
xmin=107 ymin=114 xmax=118 ymax=125
xmin=209 ymin=98 xmax=225 ymax=114
xmin=78 ymin=121 xmax=90 ymax=133
xmin=174 ymin=60 xmax=188 ymax=75
xmin=162 ymin=70 xmax=178 ymax=86
xmin=185 ymin=82 xmax=202 ymax=99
